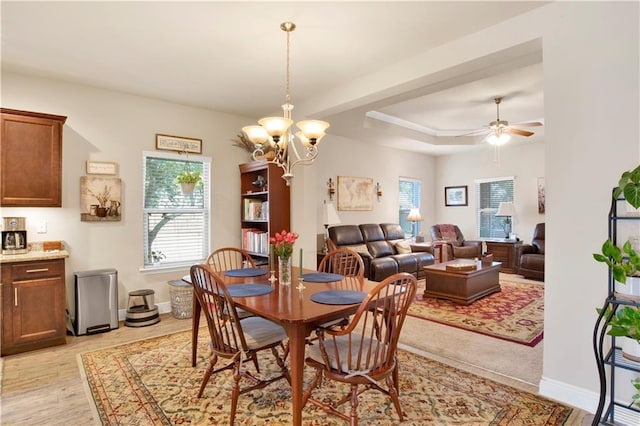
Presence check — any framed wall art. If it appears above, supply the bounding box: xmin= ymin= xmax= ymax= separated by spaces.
xmin=86 ymin=161 xmax=118 ymax=175
xmin=337 ymin=176 xmax=374 ymax=211
xmin=445 ymin=185 xmax=468 ymax=207
xmin=537 ymin=177 xmax=545 ymax=214
xmin=155 ymin=133 xmax=202 ymax=154
xmin=80 ymin=176 xmax=122 ymax=222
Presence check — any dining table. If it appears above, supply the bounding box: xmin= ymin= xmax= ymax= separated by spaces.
xmin=184 ymin=266 xmax=377 ymax=426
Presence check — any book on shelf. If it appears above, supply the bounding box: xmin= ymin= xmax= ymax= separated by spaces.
xmin=243 ymin=199 xmax=268 ymax=220
xmin=241 ymin=228 xmax=268 ymax=255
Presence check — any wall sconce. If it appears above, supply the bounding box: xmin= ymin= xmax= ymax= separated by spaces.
xmin=327 ymin=178 xmax=336 ymax=201
xmin=376 ymin=182 xmax=382 ymax=201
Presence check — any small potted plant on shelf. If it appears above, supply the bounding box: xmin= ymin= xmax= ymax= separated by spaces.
xmin=597 ymin=304 xmax=640 ymax=363
xmin=593 ymin=239 xmax=640 ymax=296
xmin=614 ymin=164 xmax=640 ymax=212
xmin=176 ymin=170 xmax=202 ymax=194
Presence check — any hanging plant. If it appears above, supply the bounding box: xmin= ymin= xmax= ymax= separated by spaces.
xmin=176 ymin=171 xmax=202 ymax=194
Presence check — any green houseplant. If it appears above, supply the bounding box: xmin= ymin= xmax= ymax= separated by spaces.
xmin=593 ymin=239 xmax=640 ymax=285
xmin=614 ymin=164 xmax=640 ymax=210
xmin=633 ymin=376 xmax=640 ymax=409
xmin=176 ymin=170 xmax=202 ymax=194
xmin=597 ymin=305 xmax=640 ymax=363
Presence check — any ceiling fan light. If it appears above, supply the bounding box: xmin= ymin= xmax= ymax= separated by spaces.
xmin=297 ymin=120 xmax=330 ymax=144
xmin=242 ymin=125 xmax=269 ymax=145
xmin=486 ymin=132 xmax=511 ymax=146
xmin=258 ymin=116 xmax=293 ymax=138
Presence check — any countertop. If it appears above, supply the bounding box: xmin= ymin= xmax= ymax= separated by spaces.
xmin=0 ymin=241 xmax=69 ymax=264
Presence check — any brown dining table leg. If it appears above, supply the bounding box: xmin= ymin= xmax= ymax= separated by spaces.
xmin=191 ymin=291 xmax=201 ymax=367
xmin=285 ymin=323 xmax=308 ymax=426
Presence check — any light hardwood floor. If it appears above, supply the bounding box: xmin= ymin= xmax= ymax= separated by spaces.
xmin=1 ymin=314 xmax=191 ymax=425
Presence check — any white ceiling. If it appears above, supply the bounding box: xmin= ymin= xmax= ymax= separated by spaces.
xmin=1 ymin=1 xmax=546 ymax=156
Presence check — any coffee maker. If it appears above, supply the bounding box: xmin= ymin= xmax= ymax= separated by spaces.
xmin=2 ymin=217 xmax=28 ymax=255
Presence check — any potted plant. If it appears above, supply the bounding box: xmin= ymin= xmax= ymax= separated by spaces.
xmin=593 ymin=239 xmax=640 ymax=295
xmin=614 ymin=164 xmax=640 ymax=211
xmin=176 ymin=170 xmax=202 ymax=194
xmin=597 ymin=305 xmax=640 ymax=362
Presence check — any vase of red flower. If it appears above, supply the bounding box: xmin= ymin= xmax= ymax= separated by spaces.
xmin=271 ymin=230 xmax=298 ymax=286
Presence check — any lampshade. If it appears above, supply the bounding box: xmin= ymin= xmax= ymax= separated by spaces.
xmin=323 ymin=201 xmax=341 ymax=226
xmin=486 ymin=132 xmax=511 ymax=146
xmin=407 ymin=208 xmax=422 ymax=222
xmin=257 ymin=116 xmax=293 ymax=141
xmin=242 ymin=125 xmax=269 ymax=145
xmin=296 ymin=120 xmax=330 ymax=144
xmin=495 ymin=202 xmax=515 ymax=217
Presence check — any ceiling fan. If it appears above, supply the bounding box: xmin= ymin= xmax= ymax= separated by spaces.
xmin=465 ymin=97 xmax=543 ymax=145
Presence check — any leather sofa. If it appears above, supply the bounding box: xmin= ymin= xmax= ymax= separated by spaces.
xmin=517 ymin=223 xmax=545 ymax=281
xmin=328 ymin=223 xmax=435 ymax=281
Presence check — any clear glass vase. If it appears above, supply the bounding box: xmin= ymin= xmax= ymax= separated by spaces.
xmin=278 ymin=256 xmax=292 ymax=286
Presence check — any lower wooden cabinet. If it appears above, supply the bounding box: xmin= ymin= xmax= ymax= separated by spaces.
xmin=485 ymin=240 xmax=522 ymax=274
xmin=1 ymin=258 xmax=67 ymax=356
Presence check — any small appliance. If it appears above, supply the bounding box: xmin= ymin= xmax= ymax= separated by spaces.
xmin=2 ymin=217 xmax=27 ymax=255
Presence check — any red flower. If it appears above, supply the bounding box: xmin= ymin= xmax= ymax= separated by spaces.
xmin=270 ymin=230 xmax=298 ymax=258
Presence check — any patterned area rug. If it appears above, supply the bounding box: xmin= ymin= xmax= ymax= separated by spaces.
xmin=78 ymin=329 xmax=580 ymax=425
xmin=409 ymin=278 xmax=544 ymax=346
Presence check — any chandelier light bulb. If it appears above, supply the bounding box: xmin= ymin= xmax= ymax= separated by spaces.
xmin=242 ymin=125 xmax=269 ymax=145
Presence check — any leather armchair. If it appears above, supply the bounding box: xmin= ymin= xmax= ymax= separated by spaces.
xmin=430 ymin=224 xmax=482 ymax=260
xmin=517 ymin=223 xmax=545 ymax=281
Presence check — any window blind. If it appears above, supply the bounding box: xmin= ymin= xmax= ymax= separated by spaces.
xmin=475 ymin=177 xmax=514 ymax=238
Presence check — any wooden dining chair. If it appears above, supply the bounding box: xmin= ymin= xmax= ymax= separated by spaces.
xmin=206 ymin=246 xmax=256 ymax=271
xmin=302 ymin=272 xmax=417 ymax=426
xmin=317 ymin=248 xmax=365 ymax=280
xmin=191 ymin=247 xmax=257 ymax=367
xmin=189 ymin=264 xmax=290 ymax=425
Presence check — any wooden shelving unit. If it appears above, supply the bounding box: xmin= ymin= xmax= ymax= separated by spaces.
xmin=239 ymin=161 xmax=290 ymax=265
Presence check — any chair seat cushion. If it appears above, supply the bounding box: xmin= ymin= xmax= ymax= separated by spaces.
xmin=238 ymin=316 xmax=287 ymax=349
xmin=308 ymin=334 xmax=387 ymax=374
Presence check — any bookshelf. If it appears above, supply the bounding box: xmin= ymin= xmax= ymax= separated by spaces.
xmin=239 ymin=161 xmax=290 ymax=265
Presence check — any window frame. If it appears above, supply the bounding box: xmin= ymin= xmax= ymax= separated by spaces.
xmin=398 ymin=177 xmax=422 ymax=238
xmin=141 ymin=150 xmax=211 ymax=271
xmin=475 ymin=176 xmax=515 ymax=240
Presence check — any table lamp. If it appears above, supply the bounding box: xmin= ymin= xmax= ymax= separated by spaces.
xmin=407 ymin=208 xmax=423 ymax=240
xmin=495 ymin=202 xmax=515 ymax=239
xmin=322 ymin=201 xmax=341 ymax=254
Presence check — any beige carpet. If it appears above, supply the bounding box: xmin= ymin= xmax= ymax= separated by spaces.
xmin=400 ymin=274 xmax=544 ymax=389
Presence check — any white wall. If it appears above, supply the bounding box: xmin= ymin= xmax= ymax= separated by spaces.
xmin=1 ymin=72 xmax=253 ymax=309
xmin=435 ymin=141 xmax=545 ymax=242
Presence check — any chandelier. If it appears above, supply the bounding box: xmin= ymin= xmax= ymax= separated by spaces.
xmin=242 ymin=22 xmax=329 ymax=185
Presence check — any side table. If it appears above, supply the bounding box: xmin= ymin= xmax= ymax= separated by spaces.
xmin=484 ymin=240 xmax=522 ymax=273
xmin=410 ymin=241 xmax=445 ymax=263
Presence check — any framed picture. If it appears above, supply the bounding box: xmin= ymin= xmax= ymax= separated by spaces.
xmin=445 ymin=185 xmax=468 ymax=206
xmin=537 ymin=177 xmax=545 ymax=214
xmin=86 ymin=161 xmax=118 ymax=175
xmin=337 ymin=176 xmax=374 ymax=211
xmin=155 ymin=133 xmax=202 ymax=154
xmin=80 ymin=176 xmax=123 ymax=222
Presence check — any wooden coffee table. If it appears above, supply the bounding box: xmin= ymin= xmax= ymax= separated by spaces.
xmin=423 ymin=259 xmax=501 ymax=305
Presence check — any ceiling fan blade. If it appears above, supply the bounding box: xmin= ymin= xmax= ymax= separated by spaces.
xmin=512 ymin=121 xmax=543 ymax=127
xmin=507 ymin=128 xmax=534 ymax=137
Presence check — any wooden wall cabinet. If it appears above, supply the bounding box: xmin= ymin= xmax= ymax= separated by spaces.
xmin=1 ymin=259 xmax=67 ymax=356
xmin=239 ymin=162 xmax=290 ymax=265
xmin=1 ymin=108 xmax=67 ymax=207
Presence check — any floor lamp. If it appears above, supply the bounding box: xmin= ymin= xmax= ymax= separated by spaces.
xmin=495 ymin=202 xmax=515 ymax=239
xmin=322 ymin=201 xmax=341 ymax=254
xmin=407 ymin=208 xmax=423 ymax=241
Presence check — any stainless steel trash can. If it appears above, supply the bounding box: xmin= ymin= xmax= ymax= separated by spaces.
xmin=74 ymin=268 xmax=119 ymax=335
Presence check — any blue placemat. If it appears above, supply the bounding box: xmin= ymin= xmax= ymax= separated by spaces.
xmin=226 ymin=284 xmax=274 ymax=297
xmin=224 ymin=268 xmax=267 ymax=277
xmin=310 ymin=290 xmax=366 ymax=305
xmin=302 ymin=272 xmax=344 ymax=283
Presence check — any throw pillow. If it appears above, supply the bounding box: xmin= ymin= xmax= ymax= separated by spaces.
xmin=395 ymin=241 xmax=412 ymax=254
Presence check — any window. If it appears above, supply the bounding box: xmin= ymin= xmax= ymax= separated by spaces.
xmin=142 ymin=151 xmax=210 ymax=268
xmin=399 ymin=178 xmax=421 ymax=237
xmin=476 ymin=176 xmax=514 ymax=239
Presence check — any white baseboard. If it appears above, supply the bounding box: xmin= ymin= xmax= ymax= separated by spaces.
xmin=539 ymin=376 xmax=599 ymax=414
xmin=118 ymin=301 xmax=172 ymax=321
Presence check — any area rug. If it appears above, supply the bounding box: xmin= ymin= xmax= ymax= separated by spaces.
xmin=409 ymin=278 xmax=544 ymax=346
xmin=78 ymin=329 xmax=581 ymax=425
